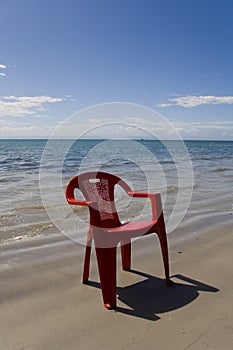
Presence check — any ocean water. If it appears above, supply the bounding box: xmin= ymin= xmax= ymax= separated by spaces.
xmin=0 ymin=139 xmax=233 ymax=245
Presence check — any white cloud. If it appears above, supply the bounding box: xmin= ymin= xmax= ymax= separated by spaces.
xmin=0 ymin=64 xmax=7 ymax=77
xmin=157 ymin=95 xmax=233 ymax=108
xmin=0 ymin=95 xmax=64 ymax=117
xmin=63 ymin=94 xmax=77 ymax=102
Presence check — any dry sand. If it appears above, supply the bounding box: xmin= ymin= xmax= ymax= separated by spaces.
xmin=1 ymin=220 xmax=233 ymax=350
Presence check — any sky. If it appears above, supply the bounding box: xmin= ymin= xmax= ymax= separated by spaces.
xmin=1 ymin=0 xmax=233 ymax=140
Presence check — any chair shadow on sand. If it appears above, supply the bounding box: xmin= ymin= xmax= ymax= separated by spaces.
xmin=87 ymin=270 xmax=219 ymax=320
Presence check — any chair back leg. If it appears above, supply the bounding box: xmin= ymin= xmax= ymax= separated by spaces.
xmin=121 ymin=239 xmax=131 ymax=271
xmin=156 ymin=216 xmax=173 ymax=286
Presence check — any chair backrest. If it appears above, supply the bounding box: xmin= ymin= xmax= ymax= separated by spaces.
xmin=69 ymin=171 xmax=132 ymax=228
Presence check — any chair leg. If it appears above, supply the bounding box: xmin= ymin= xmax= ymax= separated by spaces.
xmin=156 ymin=217 xmax=173 ymax=286
xmin=83 ymin=230 xmax=92 ymax=284
xmin=95 ymin=246 xmax=117 ymax=309
xmin=82 ymin=238 xmax=92 ymax=284
xmin=121 ymin=239 xmax=131 ymax=271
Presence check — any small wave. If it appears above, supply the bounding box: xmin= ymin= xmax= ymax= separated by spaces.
xmin=211 ymin=167 xmax=228 ymax=172
xmin=64 ymin=205 xmax=88 ymax=219
xmin=0 ymin=222 xmax=57 ymax=245
xmin=0 ymin=159 xmax=9 ymax=165
xmin=0 ymin=176 xmax=25 ymax=183
xmin=160 ymin=160 xmax=175 ymax=164
xmin=15 ymin=204 xmax=45 ymax=210
xmin=0 ymin=178 xmax=10 ymax=183
xmin=166 ymin=185 xmax=178 ymax=193
xmin=0 ymin=156 xmax=23 ymax=163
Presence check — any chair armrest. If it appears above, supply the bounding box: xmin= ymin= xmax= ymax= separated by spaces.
xmin=66 ymin=177 xmax=90 ymax=206
xmin=127 ymin=191 xmax=162 ymax=221
xmin=127 ymin=191 xmax=150 ymax=198
xmin=66 ymin=198 xmax=90 ymax=206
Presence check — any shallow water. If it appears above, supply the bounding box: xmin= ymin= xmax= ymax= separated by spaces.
xmin=0 ymin=139 xmax=232 ymax=245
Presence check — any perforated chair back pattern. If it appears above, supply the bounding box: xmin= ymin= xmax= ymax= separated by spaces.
xmin=77 ymin=172 xmax=123 ymax=227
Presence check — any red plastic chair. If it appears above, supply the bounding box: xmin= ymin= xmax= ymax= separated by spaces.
xmin=66 ymin=171 xmax=172 ymax=309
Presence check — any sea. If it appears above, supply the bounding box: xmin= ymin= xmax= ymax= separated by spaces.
xmin=0 ymin=139 xmax=233 ymax=246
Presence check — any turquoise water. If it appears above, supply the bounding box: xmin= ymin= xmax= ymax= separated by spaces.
xmin=0 ymin=139 xmax=233 ymax=244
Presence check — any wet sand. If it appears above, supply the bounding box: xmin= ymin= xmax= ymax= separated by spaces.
xmin=1 ymin=220 xmax=233 ymax=350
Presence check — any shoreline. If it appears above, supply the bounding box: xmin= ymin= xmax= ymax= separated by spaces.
xmin=1 ymin=215 xmax=233 ymax=349
xmin=1 ymin=207 xmax=232 ymax=251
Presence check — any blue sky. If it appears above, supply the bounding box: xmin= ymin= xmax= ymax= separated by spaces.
xmin=1 ymin=0 xmax=233 ymax=139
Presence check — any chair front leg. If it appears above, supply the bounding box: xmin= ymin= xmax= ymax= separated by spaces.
xmin=95 ymin=246 xmax=117 ymax=309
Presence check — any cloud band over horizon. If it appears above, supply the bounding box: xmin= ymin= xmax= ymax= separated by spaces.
xmin=157 ymin=95 xmax=233 ymax=108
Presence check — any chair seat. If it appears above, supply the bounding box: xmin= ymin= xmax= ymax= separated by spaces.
xmin=107 ymin=220 xmax=157 ymax=234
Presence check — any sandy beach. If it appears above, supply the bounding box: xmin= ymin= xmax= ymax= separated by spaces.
xmin=1 ymin=217 xmax=233 ymax=350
